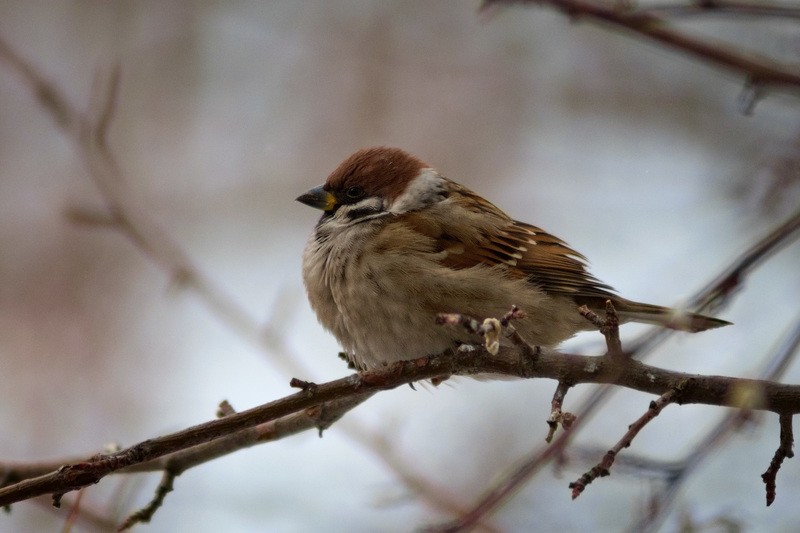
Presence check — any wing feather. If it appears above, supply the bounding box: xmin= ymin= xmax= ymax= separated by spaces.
xmin=399 ymin=180 xmax=617 ymax=302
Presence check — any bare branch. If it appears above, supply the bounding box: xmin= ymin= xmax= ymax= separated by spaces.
xmin=639 ymin=0 xmax=800 ymax=21
xmin=579 ymin=301 xmax=623 ymax=356
xmin=4 ymin=14 xmax=800 ymax=530
xmin=0 ymin=35 xmax=79 ymax=132
xmin=117 ymin=470 xmax=174 ymax=531
xmin=577 ymin=305 xmax=605 ymax=330
xmin=487 ymin=0 xmax=800 ymax=101
xmin=3 ymin=346 xmax=800 ymax=509
xmin=115 ymin=392 xmax=374 ymax=528
xmin=602 ymin=300 xmax=623 ymax=356
xmin=569 ymin=385 xmax=682 ymax=499
xmin=761 ymin=412 xmax=795 ymax=506
xmin=545 ymin=381 xmax=575 ymax=443
xmin=361 ymin=430 xmax=503 ymax=533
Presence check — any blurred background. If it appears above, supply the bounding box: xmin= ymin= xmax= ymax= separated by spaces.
xmin=1 ymin=1 xmax=800 ymax=531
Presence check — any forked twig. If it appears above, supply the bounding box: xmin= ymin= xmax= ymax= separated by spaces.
xmin=569 ymin=384 xmax=683 ymax=498
xmin=761 ymin=412 xmax=795 ymax=506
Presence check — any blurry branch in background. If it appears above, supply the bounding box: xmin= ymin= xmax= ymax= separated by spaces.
xmin=361 ymin=430 xmax=504 ymax=533
xmin=432 ymin=207 xmax=800 ymax=532
xmin=743 ymin=133 xmax=800 ymax=218
xmin=484 ymin=0 xmax=800 ymax=113
xmin=630 ymin=205 xmax=800 ymax=355
xmin=0 ymin=34 xmax=308 ymax=380
xmin=638 ymin=0 xmax=800 ymax=20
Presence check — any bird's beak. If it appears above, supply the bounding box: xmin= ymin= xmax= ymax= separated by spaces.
xmin=296 ymin=185 xmax=337 ymax=211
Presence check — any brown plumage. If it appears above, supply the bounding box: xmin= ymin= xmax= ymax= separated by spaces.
xmin=298 ymin=147 xmax=730 ymax=369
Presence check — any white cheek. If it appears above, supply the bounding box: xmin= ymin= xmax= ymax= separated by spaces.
xmin=389 ymin=168 xmax=445 ymax=214
xmin=340 ymin=196 xmax=384 ymax=216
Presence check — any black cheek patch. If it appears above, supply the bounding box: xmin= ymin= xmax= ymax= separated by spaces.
xmin=346 ymin=205 xmax=382 ymax=221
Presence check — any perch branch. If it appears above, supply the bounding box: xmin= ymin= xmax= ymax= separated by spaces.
xmin=4 ymin=345 xmax=800 ymax=508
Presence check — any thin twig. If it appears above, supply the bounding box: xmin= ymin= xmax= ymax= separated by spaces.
xmin=438 ymin=306 xmax=532 ymax=355
xmin=639 ymin=0 xmax=800 ymax=20
xmin=602 ymin=300 xmax=623 ymax=356
xmin=364 ymin=430 xmax=503 ymax=533
xmin=546 ymin=381 xmax=575 ymax=443
xmin=425 ymin=411 xmax=582 ymax=533
xmin=500 ymin=306 xmax=539 ymax=357
xmin=486 ymin=0 xmax=800 ymax=111
xmin=117 ymin=470 xmax=175 ymax=531
xmin=0 ymin=35 xmax=78 ymax=132
xmin=761 ymin=412 xmax=795 ymax=506
xmin=579 ymin=302 xmax=624 ymax=356
xmin=569 ymin=385 xmax=682 ymax=499
xmin=577 ymin=305 xmax=605 ymax=330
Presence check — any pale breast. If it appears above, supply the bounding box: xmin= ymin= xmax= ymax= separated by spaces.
xmin=303 ymin=215 xmax=588 ymax=370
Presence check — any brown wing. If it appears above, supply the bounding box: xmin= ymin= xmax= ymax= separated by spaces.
xmin=401 ymin=180 xmax=617 ymax=302
xmin=502 ymin=220 xmax=617 ymax=300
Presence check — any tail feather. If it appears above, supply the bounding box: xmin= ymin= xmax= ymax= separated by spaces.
xmin=605 ymin=298 xmax=731 ymax=332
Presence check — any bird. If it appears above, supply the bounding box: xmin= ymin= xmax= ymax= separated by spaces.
xmin=297 ymin=147 xmax=729 ymax=370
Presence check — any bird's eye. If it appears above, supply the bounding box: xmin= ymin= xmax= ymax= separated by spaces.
xmin=345 ymin=186 xmax=365 ymax=199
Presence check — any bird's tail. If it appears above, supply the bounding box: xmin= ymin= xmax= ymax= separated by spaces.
xmin=609 ymin=298 xmax=731 ymax=332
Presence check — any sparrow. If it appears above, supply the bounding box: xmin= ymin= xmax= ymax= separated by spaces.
xmin=298 ymin=147 xmax=729 ymax=370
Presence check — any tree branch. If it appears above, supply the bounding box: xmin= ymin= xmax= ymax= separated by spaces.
xmin=569 ymin=385 xmax=682 ymax=498
xmin=487 ymin=0 xmax=800 ymax=107
xmin=761 ymin=412 xmax=795 ymax=506
xmin=545 ymin=381 xmax=575 ymax=443
xmin=639 ymin=0 xmax=800 ymax=21
xmin=3 ymin=343 xmax=800 ymax=509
